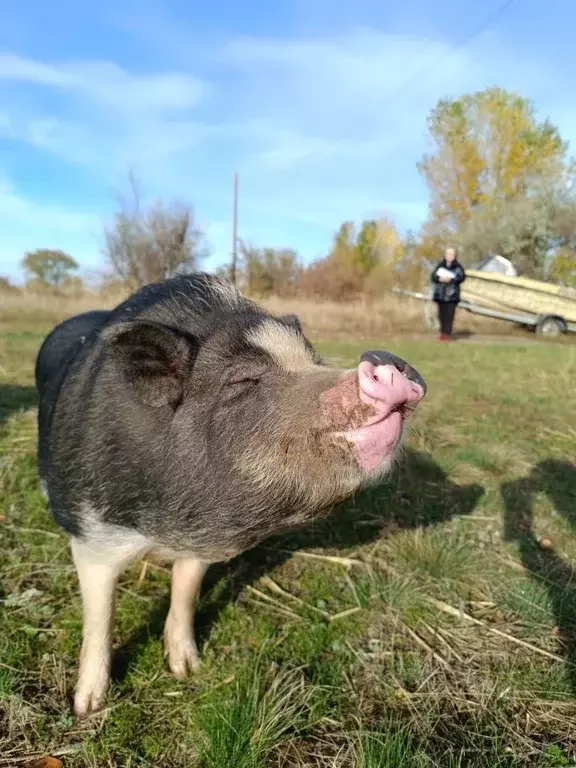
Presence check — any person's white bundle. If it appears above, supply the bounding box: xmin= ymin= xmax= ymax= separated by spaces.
xmin=436 ymin=266 xmax=454 ymax=280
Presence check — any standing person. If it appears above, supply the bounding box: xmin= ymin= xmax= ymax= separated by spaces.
xmin=431 ymin=246 xmax=466 ymax=341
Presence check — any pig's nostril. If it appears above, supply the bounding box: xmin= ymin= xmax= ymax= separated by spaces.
xmin=360 ymin=350 xmax=427 ymax=397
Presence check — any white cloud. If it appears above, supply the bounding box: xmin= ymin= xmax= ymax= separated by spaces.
xmin=0 ymin=51 xmax=215 ymax=212
xmin=0 ymin=53 xmax=206 ymax=113
xmin=2 ymin=114 xmax=209 ymax=174
xmin=221 ymin=28 xmax=550 ymax=168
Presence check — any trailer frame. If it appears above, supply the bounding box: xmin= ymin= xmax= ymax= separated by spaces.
xmin=393 ymin=287 xmax=576 ymax=338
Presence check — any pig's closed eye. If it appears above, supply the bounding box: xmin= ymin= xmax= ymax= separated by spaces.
xmin=223 ymin=363 xmax=267 ymax=395
xmin=222 ymin=374 xmax=263 ymax=397
xmin=221 ymin=376 xmax=261 ymax=402
xmin=227 ymin=376 xmax=260 ymax=387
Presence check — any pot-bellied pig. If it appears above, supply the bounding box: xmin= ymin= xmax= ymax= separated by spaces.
xmin=35 ymin=272 xmax=427 ymax=716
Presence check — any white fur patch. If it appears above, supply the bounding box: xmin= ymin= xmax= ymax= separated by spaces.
xmin=246 ymin=320 xmax=316 ymax=372
xmin=74 ymin=504 xmax=211 ymax=565
xmin=75 ymin=506 xmax=151 ymax=566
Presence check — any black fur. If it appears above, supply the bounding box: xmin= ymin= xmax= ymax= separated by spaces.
xmin=35 ymin=310 xmax=111 ymax=400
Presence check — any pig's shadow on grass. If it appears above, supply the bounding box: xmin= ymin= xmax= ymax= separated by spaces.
xmin=112 ymin=449 xmax=485 ymax=682
xmin=501 ymin=460 xmax=576 ymax=693
xmin=0 ymin=384 xmax=38 ymax=426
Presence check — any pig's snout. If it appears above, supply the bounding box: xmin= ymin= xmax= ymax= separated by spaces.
xmin=358 ymin=362 xmax=424 ymax=415
xmin=332 ymin=351 xmax=426 ymax=474
xmin=359 ymin=350 xmax=427 ymax=401
xmin=357 ymin=350 xmax=426 ymax=419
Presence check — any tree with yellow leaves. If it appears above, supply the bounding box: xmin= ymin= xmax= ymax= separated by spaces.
xmin=298 ymin=216 xmax=407 ymax=301
xmin=362 ymin=217 xmax=408 ymax=296
xmin=419 ymin=87 xmax=570 ymax=229
xmin=418 ymin=87 xmax=574 ymax=276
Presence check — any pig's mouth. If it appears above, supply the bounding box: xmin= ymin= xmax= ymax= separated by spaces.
xmin=324 ymin=353 xmax=426 ymax=475
xmin=335 ymin=407 xmax=408 ymax=473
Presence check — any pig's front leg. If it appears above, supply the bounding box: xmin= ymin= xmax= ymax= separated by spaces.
xmin=164 ymin=557 xmax=208 ymax=678
xmin=71 ymin=537 xmax=137 ymax=716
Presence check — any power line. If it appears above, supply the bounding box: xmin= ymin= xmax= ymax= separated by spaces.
xmin=433 ymin=0 xmax=517 ymax=68
xmin=379 ymin=0 xmax=517 ymax=113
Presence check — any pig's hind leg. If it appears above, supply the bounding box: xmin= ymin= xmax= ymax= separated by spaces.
xmin=164 ymin=557 xmax=209 ymax=679
xmin=71 ymin=535 xmax=143 ymax=716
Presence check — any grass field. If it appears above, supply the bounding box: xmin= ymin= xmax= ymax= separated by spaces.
xmin=1 ymin=312 xmax=575 ymax=767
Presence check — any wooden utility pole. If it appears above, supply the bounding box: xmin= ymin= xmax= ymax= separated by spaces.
xmin=230 ymin=171 xmax=238 ymax=285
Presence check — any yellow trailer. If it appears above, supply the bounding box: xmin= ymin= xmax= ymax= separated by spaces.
xmin=395 ymin=256 xmax=576 ymax=337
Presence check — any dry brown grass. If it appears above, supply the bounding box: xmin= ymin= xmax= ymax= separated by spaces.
xmin=261 ymin=295 xmax=425 ymax=339
xmin=0 ymin=285 xmax=523 ymax=339
xmin=0 ymin=288 xmax=123 ymax=332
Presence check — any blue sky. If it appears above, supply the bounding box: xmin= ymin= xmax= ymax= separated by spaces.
xmin=1 ymin=0 xmax=575 ymax=282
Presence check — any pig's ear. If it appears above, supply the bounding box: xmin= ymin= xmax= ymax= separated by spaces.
xmin=101 ymin=321 xmax=197 ymax=407
xmin=278 ymin=313 xmax=303 ymax=334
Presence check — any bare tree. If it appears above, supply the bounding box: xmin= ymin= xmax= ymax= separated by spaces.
xmin=103 ymin=173 xmax=208 ymax=289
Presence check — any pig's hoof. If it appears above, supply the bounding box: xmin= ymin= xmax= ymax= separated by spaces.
xmin=74 ymin=685 xmax=108 ymax=718
xmin=169 ymin=649 xmax=202 ymax=680
xmin=165 ymin=640 xmax=202 ymax=679
xmin=74 ymin=662 xmax=110 ymax=717
xmin=164 ymin=625 xmax=201 ymax=679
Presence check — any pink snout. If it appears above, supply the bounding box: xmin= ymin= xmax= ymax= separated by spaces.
xmin=358 ymin=360 xmax=425 ymax=418
xmin=337 ymin=351 xmax=426 ymax=473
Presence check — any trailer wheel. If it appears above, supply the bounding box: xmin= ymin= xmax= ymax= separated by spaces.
xmin=536 ymin=316 xmax=566 ymax=337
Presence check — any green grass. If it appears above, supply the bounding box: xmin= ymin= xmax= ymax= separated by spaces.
xmin=1 ymin=325 xmax=576 ymax=767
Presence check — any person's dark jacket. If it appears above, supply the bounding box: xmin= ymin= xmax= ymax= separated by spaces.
xmin=431 ymin=259 xmax=466 ymax=303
